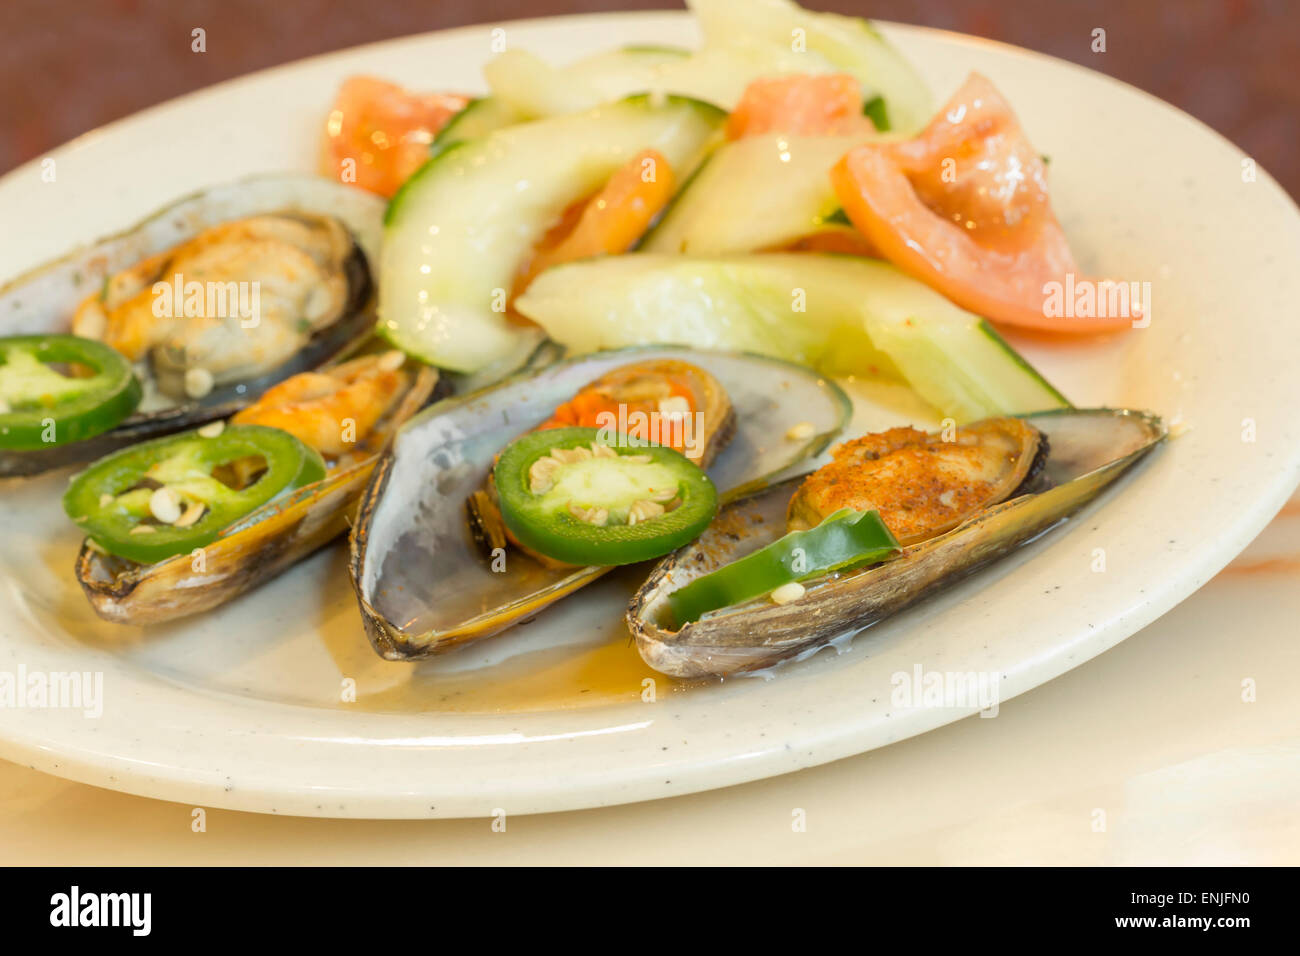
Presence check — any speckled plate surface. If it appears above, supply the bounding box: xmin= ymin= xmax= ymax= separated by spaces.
xmin=0 ymin=13 xmax=1297 ymax=818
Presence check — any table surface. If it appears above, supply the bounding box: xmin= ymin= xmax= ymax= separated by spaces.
xmin=4 ymin=488 xmax=1296 ymax=865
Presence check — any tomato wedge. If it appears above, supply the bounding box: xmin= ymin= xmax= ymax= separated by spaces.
xmin=321 ymin=76 xmax=469 ymax=198
xmin=726 ymin=74 xmax=878 ymax=139
xmin=513 ymin=148 xmax=676 ymax=295
xmin=831 ymin=73 xmax=1132 ymax=334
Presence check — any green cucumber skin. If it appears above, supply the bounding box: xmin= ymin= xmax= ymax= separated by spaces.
xmin=386 ymin=138 xmax=467 ymax=228
xmin=636 ymin=153 xmax=712 ymax=252
xmin=977 ymin=320 xmax=1072 ymax=408
xmin=428 ymin=97 xmax=521 ymax=160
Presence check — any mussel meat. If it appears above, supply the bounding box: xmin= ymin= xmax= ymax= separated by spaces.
xmin=627 ymin=408 xmax=1166 ymax=678
xmin=0 ymin=175 xmax=383 ymax=477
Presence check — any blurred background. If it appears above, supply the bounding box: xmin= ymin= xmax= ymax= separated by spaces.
xmin=0 ymin=0 xmax=1296 ymax=196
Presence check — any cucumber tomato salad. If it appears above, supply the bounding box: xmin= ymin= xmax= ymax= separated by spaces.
xmin=326 ymin=0 xmax=1132 ymax=424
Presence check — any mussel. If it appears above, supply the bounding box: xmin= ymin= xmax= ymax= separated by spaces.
xmin=466 ymin=357 xmax=736 ymax=569
xmin=349 ymin=345 xmax=853 ymax=660
xmin=72 ymin=352 xmax=440 ymax=625
xmin=0 ymin=175 xmax=383 ymax=477
xmin=627 ymin=408 xmax=1166 ymax=678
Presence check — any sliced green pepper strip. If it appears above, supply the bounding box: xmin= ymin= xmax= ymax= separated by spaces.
xmin=0 ymin=334 xmax=141 ymax=450
xmin=494 ymin=426 xmax=718 ymax=567
xmin=63 ymin=424 xmax=326 ymax=564
xmin=669 ymin=508 xmax=900 ymax=626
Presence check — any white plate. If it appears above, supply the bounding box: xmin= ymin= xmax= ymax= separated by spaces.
xmin=1 ymin=12 xmax=1298 ymax=819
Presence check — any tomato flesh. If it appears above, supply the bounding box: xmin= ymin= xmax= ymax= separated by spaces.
xmin=321 ymin=76 xmax=469 ymax=198
xmin=513 ymin=148 xmax=676 ymax=297
xmin=536 ymin=360 xmax=702 ymax=461
xmin=831 ymin=72 xmax=1132 ymax=334
xmin=726 ymin=74 xmax=877 ymax=139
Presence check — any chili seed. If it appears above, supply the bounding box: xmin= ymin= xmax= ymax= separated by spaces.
xmin=184 ymin=367 xmax=215 ymax=399
xmin=149 ymin=487 xmax=182 ymax=524
xmin=770 ymin=581 xmax=806 ymax=605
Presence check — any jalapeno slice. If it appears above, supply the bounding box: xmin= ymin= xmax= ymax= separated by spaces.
xmin=493 ymin=426 xmax=718 ymax=567
xmin=63 ymin=424 xmax=327 ymax=564
xmin=669 ymin=508 xmax=900 ymax=626
xmin=0 ymin=334 xmax=141 ymax=450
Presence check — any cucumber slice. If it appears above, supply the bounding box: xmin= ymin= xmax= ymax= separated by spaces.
xmin=482 ymin=0 xmax=930 ymax=133
xmin=430 ymin=97 xmax=523 ymax=157
xmin=691 ymin=0 xmax=931 ymax=133
xmin=380 ymin=95 xmax=725 ymax=373
xmin=641 ymin=134 xmax=869 ymax=255
xmin=482 ymin=45 xmax=690 ymax=122
xmin=514 ymin=253 xmax=1069 ymax=421
xmin=565 ymin=45 xmax=691 ymax=95
xmin=435 ymin=49 xmax=692 ymax=158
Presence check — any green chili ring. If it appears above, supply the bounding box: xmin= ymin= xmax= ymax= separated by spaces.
xmin=493 ymin=426 xmax=718 ymax=567
xmin=0 ymin=334 xmax=141 ymax=450
xmin=63 ymin=424 xmax=326 ymax=564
